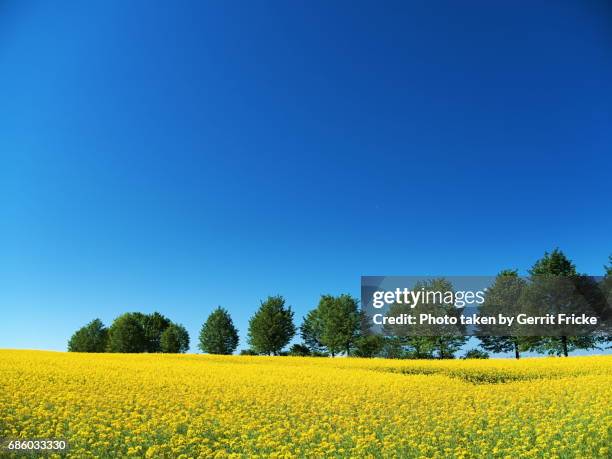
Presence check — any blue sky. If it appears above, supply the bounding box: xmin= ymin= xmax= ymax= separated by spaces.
xmin=1 ymin=1 xmax=611 ymax=352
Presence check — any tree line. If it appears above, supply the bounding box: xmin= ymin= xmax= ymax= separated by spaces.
xmin=68 ymin=249 xmax=611 ymax=359
xmin=68 ymin=312 xmax=190 ymax=353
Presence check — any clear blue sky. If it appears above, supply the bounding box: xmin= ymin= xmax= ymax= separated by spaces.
xmin=1 ymin=1 xmax=611 ymax=352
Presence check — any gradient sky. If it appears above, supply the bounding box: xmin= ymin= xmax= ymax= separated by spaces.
xmin=1 ymin=1 xmax=611 ymax=352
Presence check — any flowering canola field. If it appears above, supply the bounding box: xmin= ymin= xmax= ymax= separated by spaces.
xmin=0 ymin=351 xmax=610 ymax=458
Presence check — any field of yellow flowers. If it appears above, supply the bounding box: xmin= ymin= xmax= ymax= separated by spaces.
xmin=0 ymin=351 xmax=610 ymax=458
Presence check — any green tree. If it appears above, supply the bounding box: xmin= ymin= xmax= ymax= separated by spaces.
xmin=379 ymin=337 xmax=406 ymax=359
xmin=382 ymin=303 xmax=436 ymax=359
xmin=382 ymin=278 xmax=466 ymax=359
xmin=239 ymin=349 xmax=258 ymax=356
xmin=417 ymin=278 xmax=467 ymax=359
xmin=477 ymin=270 xmax=527 ymax=359
xmin=288 ymin=343 xmax=311 ymax=356
xmin=198 ymin=307 xmax=239 ymax=355
xmin=300 ymin=309 xmax=325 ymax=354
xmin=317 ymin=294 xmax=361 ymax=357
xmin=140 ymin=312 xmax=171 ymax=353
xmin=160 ymin=323 xmax=190 ymax=353
xmin=431 ymin=335 xmax=465 ymax=359
xmin=248 ymin=296 xmax=296 ymax=355
xmin=354 ymin=335 xmax=385 ymax=358
xmin=67 ymin=318 xmax=108 ymax=352
xmin=602 ymin=256 xmax=612 ymax=348
xmin=529 ymin=248 xmax=576 ymax=276
xmin=107 ymin=313 xmax=146 ymax=353
xmin=463 ymin=349 xmax=489 ymax=359
xmin=404 ymin=337 xmax=436 ymax=359
xmin=523 ymin=249 xmax=600 ymax=356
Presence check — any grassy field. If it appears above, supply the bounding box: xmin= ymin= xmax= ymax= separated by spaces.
xmin=0 ymin=351 xmax=610 ymax=458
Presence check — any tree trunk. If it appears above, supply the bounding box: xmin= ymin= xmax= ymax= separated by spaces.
xmin=514 ymin=342 xmax=520 ymax=360
xmin=561 ymin=336 xmax=568 ymax=357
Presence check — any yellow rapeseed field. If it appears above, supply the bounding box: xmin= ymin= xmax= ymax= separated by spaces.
xmin=0 ymin=351 xmax=610 ymax=458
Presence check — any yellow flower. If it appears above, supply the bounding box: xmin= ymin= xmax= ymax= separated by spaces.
xmin=0 ymin=351 xmax=610 ymax=458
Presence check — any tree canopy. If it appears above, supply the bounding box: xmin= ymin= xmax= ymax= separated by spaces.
xmin=198 ymin=307 xmax=239 ymax=355
xmin=523 ymin=249 xmax=599 ymax=356
xmin=107 ymin=313 xmax=147 ymax=353
xmin=248 ymin=295 xmax=295 ymax=355
xmin=477 ymin=269 xmax=527 ymax=359
xmin=316 ymin=294 xmax=361 ymax=356
xmin=160 ymin=323 xmax=190 ymax=353
xmin=68 ymin=318 xmax=108 ymax=352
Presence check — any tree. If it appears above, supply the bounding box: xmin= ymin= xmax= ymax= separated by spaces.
xmin=602 ymin=256 xmax=612 ymax=348
xmin=477 ymin=270 xmax=527 ymax=359
xmin=67 ymin=319 xmax=108 ymax=352
xmin=198 ymin=307 xmax=239 ymax=355
xmin=432 ymin=335 xmax=465 ymax=359
xmin=317 ymin=294 xmax=361 ymax=356
xmin=300 ymin=309 xmax=325 ymax=354
xmin=404 ymin=337 xmax=436 ymax=359
xmin=160 ymin=323 xmax=190 ymax=353
xmin=239 ymin=349 xmax=258 ymax=356
xmin=463 ymin=349 xmax=489 ymax=359
xmin=107 ymin=313 xmax=146 ymax=353
xmin=354 ymin=335 xmax=385 ymax=358
xmin=248 ymin=296 xmax=296 ymax=355
xmin=379 ymin=337 xmax=406 ymax=359
xmin=288 ymin=343 xmax=311 ymax=356
xmin=382 ymin=302 xmax=436 ymax=359
xmin=523 ymin=249 xmax=600 ymax=356
xmin=140 ymin=312 xmax=171 ymax=353
xmin=529 ymin=248 xmax=576 ymax=277
xmin=381 ymin=278 xmax=467 ymax=359
xmin=417 ymin=278 xmax=468 ymax=359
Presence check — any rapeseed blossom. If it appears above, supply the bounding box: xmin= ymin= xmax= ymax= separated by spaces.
xmin=0 ymin=351 xmax=610 ymax=458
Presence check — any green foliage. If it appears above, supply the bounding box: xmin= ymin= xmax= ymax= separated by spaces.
xmin=379 ymin=337 xmax=406 ymax=359
xmin=478 ymin=269 xmax=527 ymax=359
xmin=140 ymin=312 xmax=171 ymax=353
xmin=198 ymin=307 xmax=239 ymax=355
xmin=527 ymin=336 xmax=600 ymax=356
xmin=160 ymin=323 xmax=190 ymax=353
xmin=523 ymin=249 xmax=600 ymax=356
xmin=479 ymin=335 xmax=523 ymax=358
xmin=107 ymin=312 xmax=178 ymax=353
xmin=239 ymin=349 xmax=258 ymax=356
xmin=529 ymin=248 xmax=576 ymax=276
xmin=403 ymin=337 xmax=436 ymax=359
xmin=65 ymin=249 xmax=611 ymax=359
xmin=107 ymin=313 xmax=147 ymax=353
xmin=418 ymin=279 xmax=468 ymax=359
xmin=67 ymin=319 xmax=108 ymax=352
xmin=288 ymin=344 xmax=311 ymax=356
xmin=248 ymin=296 xmax=296 ymax=355
xmin=463 ymin=349 xmax=489 ymax=359
xmin=300 ymin=309 xmax=325 ymax=353
xmin=383 ymin=278 xmax=467 ymax=359
xmin=431 ymin=336 xmax=464 ymax=359
xmin=353 ymin=335 xmax=385 ymax=358
xmin=316 ymin=294 xmax=361 ymax=356
xmin=602 ymin=256 xmax=612 ymax=348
